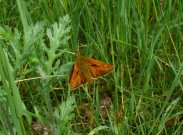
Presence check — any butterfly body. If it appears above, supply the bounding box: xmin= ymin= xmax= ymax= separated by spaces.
xmin=69 ymin=52 xmax=113 ymax=90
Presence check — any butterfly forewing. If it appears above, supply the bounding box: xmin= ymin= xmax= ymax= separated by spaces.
xmin=86 ymin=58 xmax=113 ymax=77
xmin=69 ymin=63 xmax=87 ymax=90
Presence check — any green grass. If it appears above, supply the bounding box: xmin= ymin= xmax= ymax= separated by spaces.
xmin=0 ymin=0 xmax=183 ymax=134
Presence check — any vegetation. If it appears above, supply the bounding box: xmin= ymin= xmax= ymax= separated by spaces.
xmin=0 ymin=0 xmax=182 ymax=134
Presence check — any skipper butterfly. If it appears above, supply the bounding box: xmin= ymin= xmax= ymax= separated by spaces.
xmin=69 ymin=52 xmax=113 ymax=90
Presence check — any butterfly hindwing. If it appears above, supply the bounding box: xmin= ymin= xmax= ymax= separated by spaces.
xmin=86 ymin=58 xmax=113 ymax=77
xmin=69 ymin=63 xmax=87 ymax=90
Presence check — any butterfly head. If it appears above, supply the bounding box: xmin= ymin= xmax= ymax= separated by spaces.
xmin=76 ymin=52 xmax=81 ymax=61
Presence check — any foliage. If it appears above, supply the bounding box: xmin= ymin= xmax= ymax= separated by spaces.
xmin=0 ymin=0 xmax=183 ymax=134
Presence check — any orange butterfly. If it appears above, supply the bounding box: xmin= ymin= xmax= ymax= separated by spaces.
xmin=69 ymin=52 xmax=113 ymax=90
